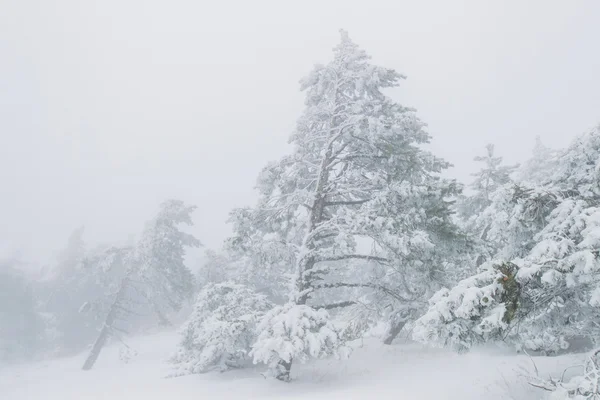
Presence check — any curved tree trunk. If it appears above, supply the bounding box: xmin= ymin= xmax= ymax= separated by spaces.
xmin=382 ymin=308 xmax=414 ymax=345
xmin=275 ymin=359 xmax=293 ymax=382
xmin=82 ymin=278 xmax=129 ymax=370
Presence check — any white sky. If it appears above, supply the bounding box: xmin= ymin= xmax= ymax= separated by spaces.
xmin=1 ymin=0 xmax=599 ymax=267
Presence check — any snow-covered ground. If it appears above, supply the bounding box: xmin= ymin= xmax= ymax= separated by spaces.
xmin=0 ymin=330 xmax=580 ymax=400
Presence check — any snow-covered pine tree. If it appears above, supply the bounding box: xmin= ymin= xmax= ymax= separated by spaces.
xmin=171 ymin=282 xmax=273 ymax=376
xmin=455 ymin=144 xmax=518 ymax=267
xmin=251 ymin=303 xmax=349 ymax=381
xmin=414 ymin=126 xmax=600 ymax=354
xmin=80 ymin=245 xmax=134 ymax=370
xmin=230 ymin=30 xmax=468 ymax=379
xmin=514 ymin=136 xmax=559 ymax=186
xmin=132 ymin=199 xmax=200 ymax=325
xmin=82 ymin=199 xmax=200 ymax=370
xmin=459 ymin=144 xmax=518 ymax=218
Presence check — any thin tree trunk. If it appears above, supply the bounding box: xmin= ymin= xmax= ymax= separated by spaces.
xmin=475 ymin=223 xmax=492 ymax=267
xmin=82 ymin=324 xmax=111 ymax=370
xmin=383 ymin=320 xmax=409 ymax=345
xmin=82 ymin=278 xmax=129 ymax=370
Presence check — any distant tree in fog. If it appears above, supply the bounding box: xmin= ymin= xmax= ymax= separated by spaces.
xmin=82 ymin=199 xmax=199 ymax=370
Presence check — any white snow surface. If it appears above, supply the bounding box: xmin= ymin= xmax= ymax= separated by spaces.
xmin=0 ymin=329 xmax=581 ymax=400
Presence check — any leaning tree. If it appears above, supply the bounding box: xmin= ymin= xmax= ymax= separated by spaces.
xmin=81 ymin=199 xmax=199 ymax=370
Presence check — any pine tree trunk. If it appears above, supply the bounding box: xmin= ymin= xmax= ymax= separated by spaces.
xmin=82 ymin=324 xmax=110 ymax=370
xmin=81 ymin=277 xmax=129 ymax=370
xmin=475 ymin=224 xmax=492 ymax=267
xmin=383 ymin=309 xmax=414 ymax=345
xmin=284 ymin=141 xmax=335 ymax=379
xmin=383 ymin=320 xmax=408 ymax=345
xmin=284 ymin=156 xmax=331 ymax=379
xmin=295 ymin=145 xmax=333 ymax=304
xmin=275 ymin=359 xmax=292 ymax=382
xmin=288 ymin=88 xmax=343 ymax=380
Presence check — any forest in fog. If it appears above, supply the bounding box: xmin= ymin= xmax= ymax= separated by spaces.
xmin=2 ymin=7 xmax=600 ymax=399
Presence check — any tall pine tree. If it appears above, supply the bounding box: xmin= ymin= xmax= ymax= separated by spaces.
xmin=231 ymin=31 xmax=468 ymax=380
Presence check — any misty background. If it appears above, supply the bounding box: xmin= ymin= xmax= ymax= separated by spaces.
xmin=1 ymin=0 xmax=599 ymax=268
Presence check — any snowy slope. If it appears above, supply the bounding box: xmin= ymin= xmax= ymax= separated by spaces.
xmin=0 ymin=330 xmax=579 ymax=400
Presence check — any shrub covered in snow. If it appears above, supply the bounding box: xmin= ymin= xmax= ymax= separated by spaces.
xmin=416 ymin=197 xmax=600 ymax=354
xmin=251 ymin=303 xmax=350 ymax=381
xmin=170 ymin=282 xmax=273 ymax=376
xmin=529 ymin=348 xmax=600 ymax=399
xmin=413 ymin=262 xmax=520 ymax=352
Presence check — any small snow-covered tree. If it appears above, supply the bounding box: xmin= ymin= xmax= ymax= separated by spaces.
xmin=456 ymin=144 xmax=519 ymax=267
xmin=171 ymin=282 xmax=273 ymax=376
xmin=459 ymin=144 xmax=518 ymax=218
xmin=251 ymin=303 xmax=349 ymax=381
xmin=515 ymin=136 xmax=559 ymax=186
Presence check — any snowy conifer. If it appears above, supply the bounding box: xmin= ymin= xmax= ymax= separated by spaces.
xmin=171 ymin=282 xmax=273 ymax=376
xmin=251 ymin=303 xmax=349 ymax=381
xmin=227 ymin=30 xmax=468 ymax=378
xmin=515 ymin=136 xmax=559 ymax=186
xmin=82 ymin=199 xmax=200 ymax=370
xmin=459 ymin=144 xmax=518 ymax=218
xmin=132 ymin=199 xmax=200 ymax=322
xmin=456 ymin=144 xmax=519 ymax=267
xmin=415 ymin=126 xmax=600 ymax=354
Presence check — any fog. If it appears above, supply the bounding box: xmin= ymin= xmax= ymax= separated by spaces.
xmin=4 ymin=3 xmax=600 ymax=399
xmin=1 ymin=0 xmax=599 ymax=266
